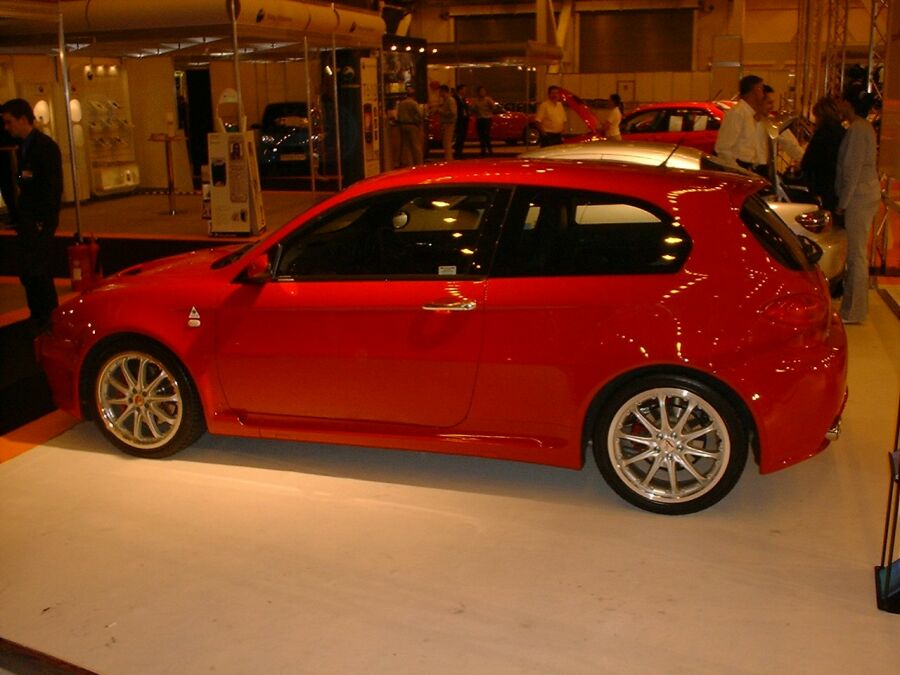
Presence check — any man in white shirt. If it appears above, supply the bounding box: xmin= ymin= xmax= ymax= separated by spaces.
xmin=714 ymin=75 xmax=767 ymax=174
xmin=535 ymin=85 xmax=567 ymax=146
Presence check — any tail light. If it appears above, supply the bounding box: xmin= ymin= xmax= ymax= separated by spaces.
xmin=794 ymin=209 xmax=831 ymax=234
xmin=761 ymin=292 xmax=829 ymax=328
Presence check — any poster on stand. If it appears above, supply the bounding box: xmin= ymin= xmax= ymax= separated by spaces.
xmin=207 ymin=131 xmax=265 ymax=236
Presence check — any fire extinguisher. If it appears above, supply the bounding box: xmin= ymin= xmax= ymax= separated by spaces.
xmin=68 ymin=234 xmax=102 ymax=291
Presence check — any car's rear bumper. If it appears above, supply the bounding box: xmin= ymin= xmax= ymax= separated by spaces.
xmin=720 ymin=313 xmax=848 ymax=474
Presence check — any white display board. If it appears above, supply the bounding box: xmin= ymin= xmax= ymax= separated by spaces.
xmin=207 ymin=131 xmax=266 ymax=236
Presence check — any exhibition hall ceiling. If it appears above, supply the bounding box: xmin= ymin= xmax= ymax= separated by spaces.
xmin=0 ymin=0 xmax=385 ymax=61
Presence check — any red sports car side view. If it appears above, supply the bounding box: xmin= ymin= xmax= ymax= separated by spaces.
xmin=37 ymin=159 xmax=847 ymax=514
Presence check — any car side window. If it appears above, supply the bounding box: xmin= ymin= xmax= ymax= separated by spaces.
xmin=273 ymin=188 xmax=506 ymax=279
xmin=624 ymin=110 xmax=663 ymax=134
xmin=492 ymin=187 xmax=691 ymax=277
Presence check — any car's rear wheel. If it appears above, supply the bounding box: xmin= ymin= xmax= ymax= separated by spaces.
xmin=593 ymin=375 xmax=747 ymax=515
xmin=89 ymin=340 xmax=205 ymax=458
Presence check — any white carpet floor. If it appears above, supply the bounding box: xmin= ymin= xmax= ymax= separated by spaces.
xmin=1 ymin=290 xmax=899 ymax=674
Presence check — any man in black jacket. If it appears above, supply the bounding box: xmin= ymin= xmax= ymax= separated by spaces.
xmin=452 ymin=84 xmax=470 ymax=159
xmin=2 ymin=98 xmax=62 ymax=332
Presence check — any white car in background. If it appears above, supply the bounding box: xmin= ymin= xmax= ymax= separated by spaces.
xmin=521 ymin=141 xmax=847 ymax=290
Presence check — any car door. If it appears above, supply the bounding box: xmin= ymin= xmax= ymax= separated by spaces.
xmin=475 ymin=186 xmax=691 ymax=429
xmin=214 ymin=186 xmax=508 ymax=428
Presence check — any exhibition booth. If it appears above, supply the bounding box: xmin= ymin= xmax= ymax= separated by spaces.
xmin=0 ymin=0 xmax=388 ymax=234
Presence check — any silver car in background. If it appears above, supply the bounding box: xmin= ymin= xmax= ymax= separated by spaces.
xmin=521 ymin=141 xmax=847 ymax=290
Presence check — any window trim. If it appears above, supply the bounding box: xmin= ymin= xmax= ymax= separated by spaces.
xmin=269 ymin=185 xmax=511 ymax=282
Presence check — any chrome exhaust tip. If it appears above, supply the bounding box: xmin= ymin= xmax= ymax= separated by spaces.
xmin=825 ymin=418 xmax=842 ymax=441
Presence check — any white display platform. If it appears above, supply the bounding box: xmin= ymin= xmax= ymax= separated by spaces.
xmin=1 ymin=296 xmax=899 ymax=673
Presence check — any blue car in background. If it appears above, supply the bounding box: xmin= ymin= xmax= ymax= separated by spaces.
xmin=255 ymin=102 xmax=319 ymax=175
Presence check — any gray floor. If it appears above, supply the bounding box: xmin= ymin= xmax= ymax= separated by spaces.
xmin=0 ymin=289 xmax=899 ymax=674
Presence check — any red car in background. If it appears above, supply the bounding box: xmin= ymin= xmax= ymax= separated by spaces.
xmin=428 ymin=100 xmax=537 ymax=147
xmin=427 ymin=87 xmax=601 ymax=148
xmin=619 ymin=101 xmax=732 ymax=154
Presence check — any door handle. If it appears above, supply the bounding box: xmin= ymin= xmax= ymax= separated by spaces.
xmin=422 ymin=299 xmax=477 ymax=312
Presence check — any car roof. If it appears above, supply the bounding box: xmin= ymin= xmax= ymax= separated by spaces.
xmin=342 ymin=158 xmax=764 ymax=206
xmin=522 ymin=140 xmax=762 ymax=180
xmin=625 ymin=101 xmax=726 ymax=117
xmin=521 ymin=140 xmax=706 ymax=170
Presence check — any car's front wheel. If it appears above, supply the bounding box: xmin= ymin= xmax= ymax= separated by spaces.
xmin=88 ymin=340 xmax=205 ymax=458
xmin=523 ymin=124 xmax=541 ymax=146
xmin=593 ymin=375 xmax=748 ymax=515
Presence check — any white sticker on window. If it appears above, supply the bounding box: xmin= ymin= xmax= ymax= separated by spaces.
xmin=438 ymin=266 xmax=457 ymax=276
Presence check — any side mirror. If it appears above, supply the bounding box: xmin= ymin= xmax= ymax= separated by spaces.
xmin=244 ymin=253 xmax=272 ymax=283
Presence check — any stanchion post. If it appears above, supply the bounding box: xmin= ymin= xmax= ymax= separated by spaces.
xmin=875 ymin=396 xmax=900 ymax=613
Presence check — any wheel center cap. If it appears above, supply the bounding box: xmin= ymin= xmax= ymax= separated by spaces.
xmin=133 ymin=394 xmax=145 ymax=406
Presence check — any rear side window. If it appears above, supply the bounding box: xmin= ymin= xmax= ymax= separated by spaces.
xmin=740 ymin=194 xmax=811 ymax=271
xmin=623 ymin=110 xmax=663 ymax=134
xmin=492 ymin=187 xmax=691 ymax=277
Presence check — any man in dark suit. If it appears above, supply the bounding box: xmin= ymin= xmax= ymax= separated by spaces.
xmin=452 ymin=84 xmax=470 ymax=159
xmin=2 ymin=98 xmax=63 ymax=332
xmin=0 ymin=125 xmax=17 ymax=225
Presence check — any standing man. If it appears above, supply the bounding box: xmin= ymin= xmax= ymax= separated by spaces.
xmin=1 ymin=98 xmax=62 ymax=333
xmin=452 ymin=84 xmax=470 ymax=159
xmin=714 ymin=74 xmax=767 ymax=174
xmin=434 ymin=85 xmax=457 ymax=161
xmin=758 ymin=84 xmax=804 ymax=169
xmin=0 ymin=124 xmax=17 ymax=225
xmin=535 ymin=85 xmax=567 ymax=146
xmin=396 ymin=85 xmax=423 ymax=167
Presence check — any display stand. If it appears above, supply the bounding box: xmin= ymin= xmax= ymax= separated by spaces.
xmin=875 ymin=396 xmax=900 ymax=614
xmin=207 ymin=131 xmax=265 ymax=236
xmin=149 ymin=133 xmax=186 ymax=215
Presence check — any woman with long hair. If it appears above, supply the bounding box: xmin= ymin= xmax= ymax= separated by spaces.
xmin=801 ymin=96 xmax=844 ymax=211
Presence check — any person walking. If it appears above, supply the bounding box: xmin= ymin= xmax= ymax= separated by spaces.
xmin=395 ymin=85 xmax=423 ymax=167
xmin=535 ymin=85 xmax=567 ymax=147
xmin=714 ymin=74 xmax=767 ymax=174
xmin=433 ymin=85 xmax=457 ymax=161
xmin=835 ymin=91 xmax=881 ymax=324
xmin=1 ymin=98 xmax=62 ymax=333
xmin=472 ymin=86 xmax=495 ymax=157
xmin=452 ymin=84 xmax=470 ymax=159
xmin=801 ymin=96 xmax=844 ymax=212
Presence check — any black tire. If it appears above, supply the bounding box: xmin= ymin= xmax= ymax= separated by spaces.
xmin=87 ymin=338 xmax=205 ymax=458
xmin=593 ymin=374 xmax=748 ymax=515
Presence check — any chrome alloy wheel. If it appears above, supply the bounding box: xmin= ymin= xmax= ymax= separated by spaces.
xmin=95 ymin=351 xmax=184 ymax=451
xmin=606 ymin=387 xmax=730 ymax=504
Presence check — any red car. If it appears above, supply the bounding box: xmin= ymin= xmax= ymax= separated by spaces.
xmin=428 ymin=88 xmax=601 ymax=147
xmin=619 ymin=101 xmax=732 ymax=154
xmin=428 ymin=100 xmax=538 ymax=147
xmin=37 ymin=159 xmax=846 ymax=514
